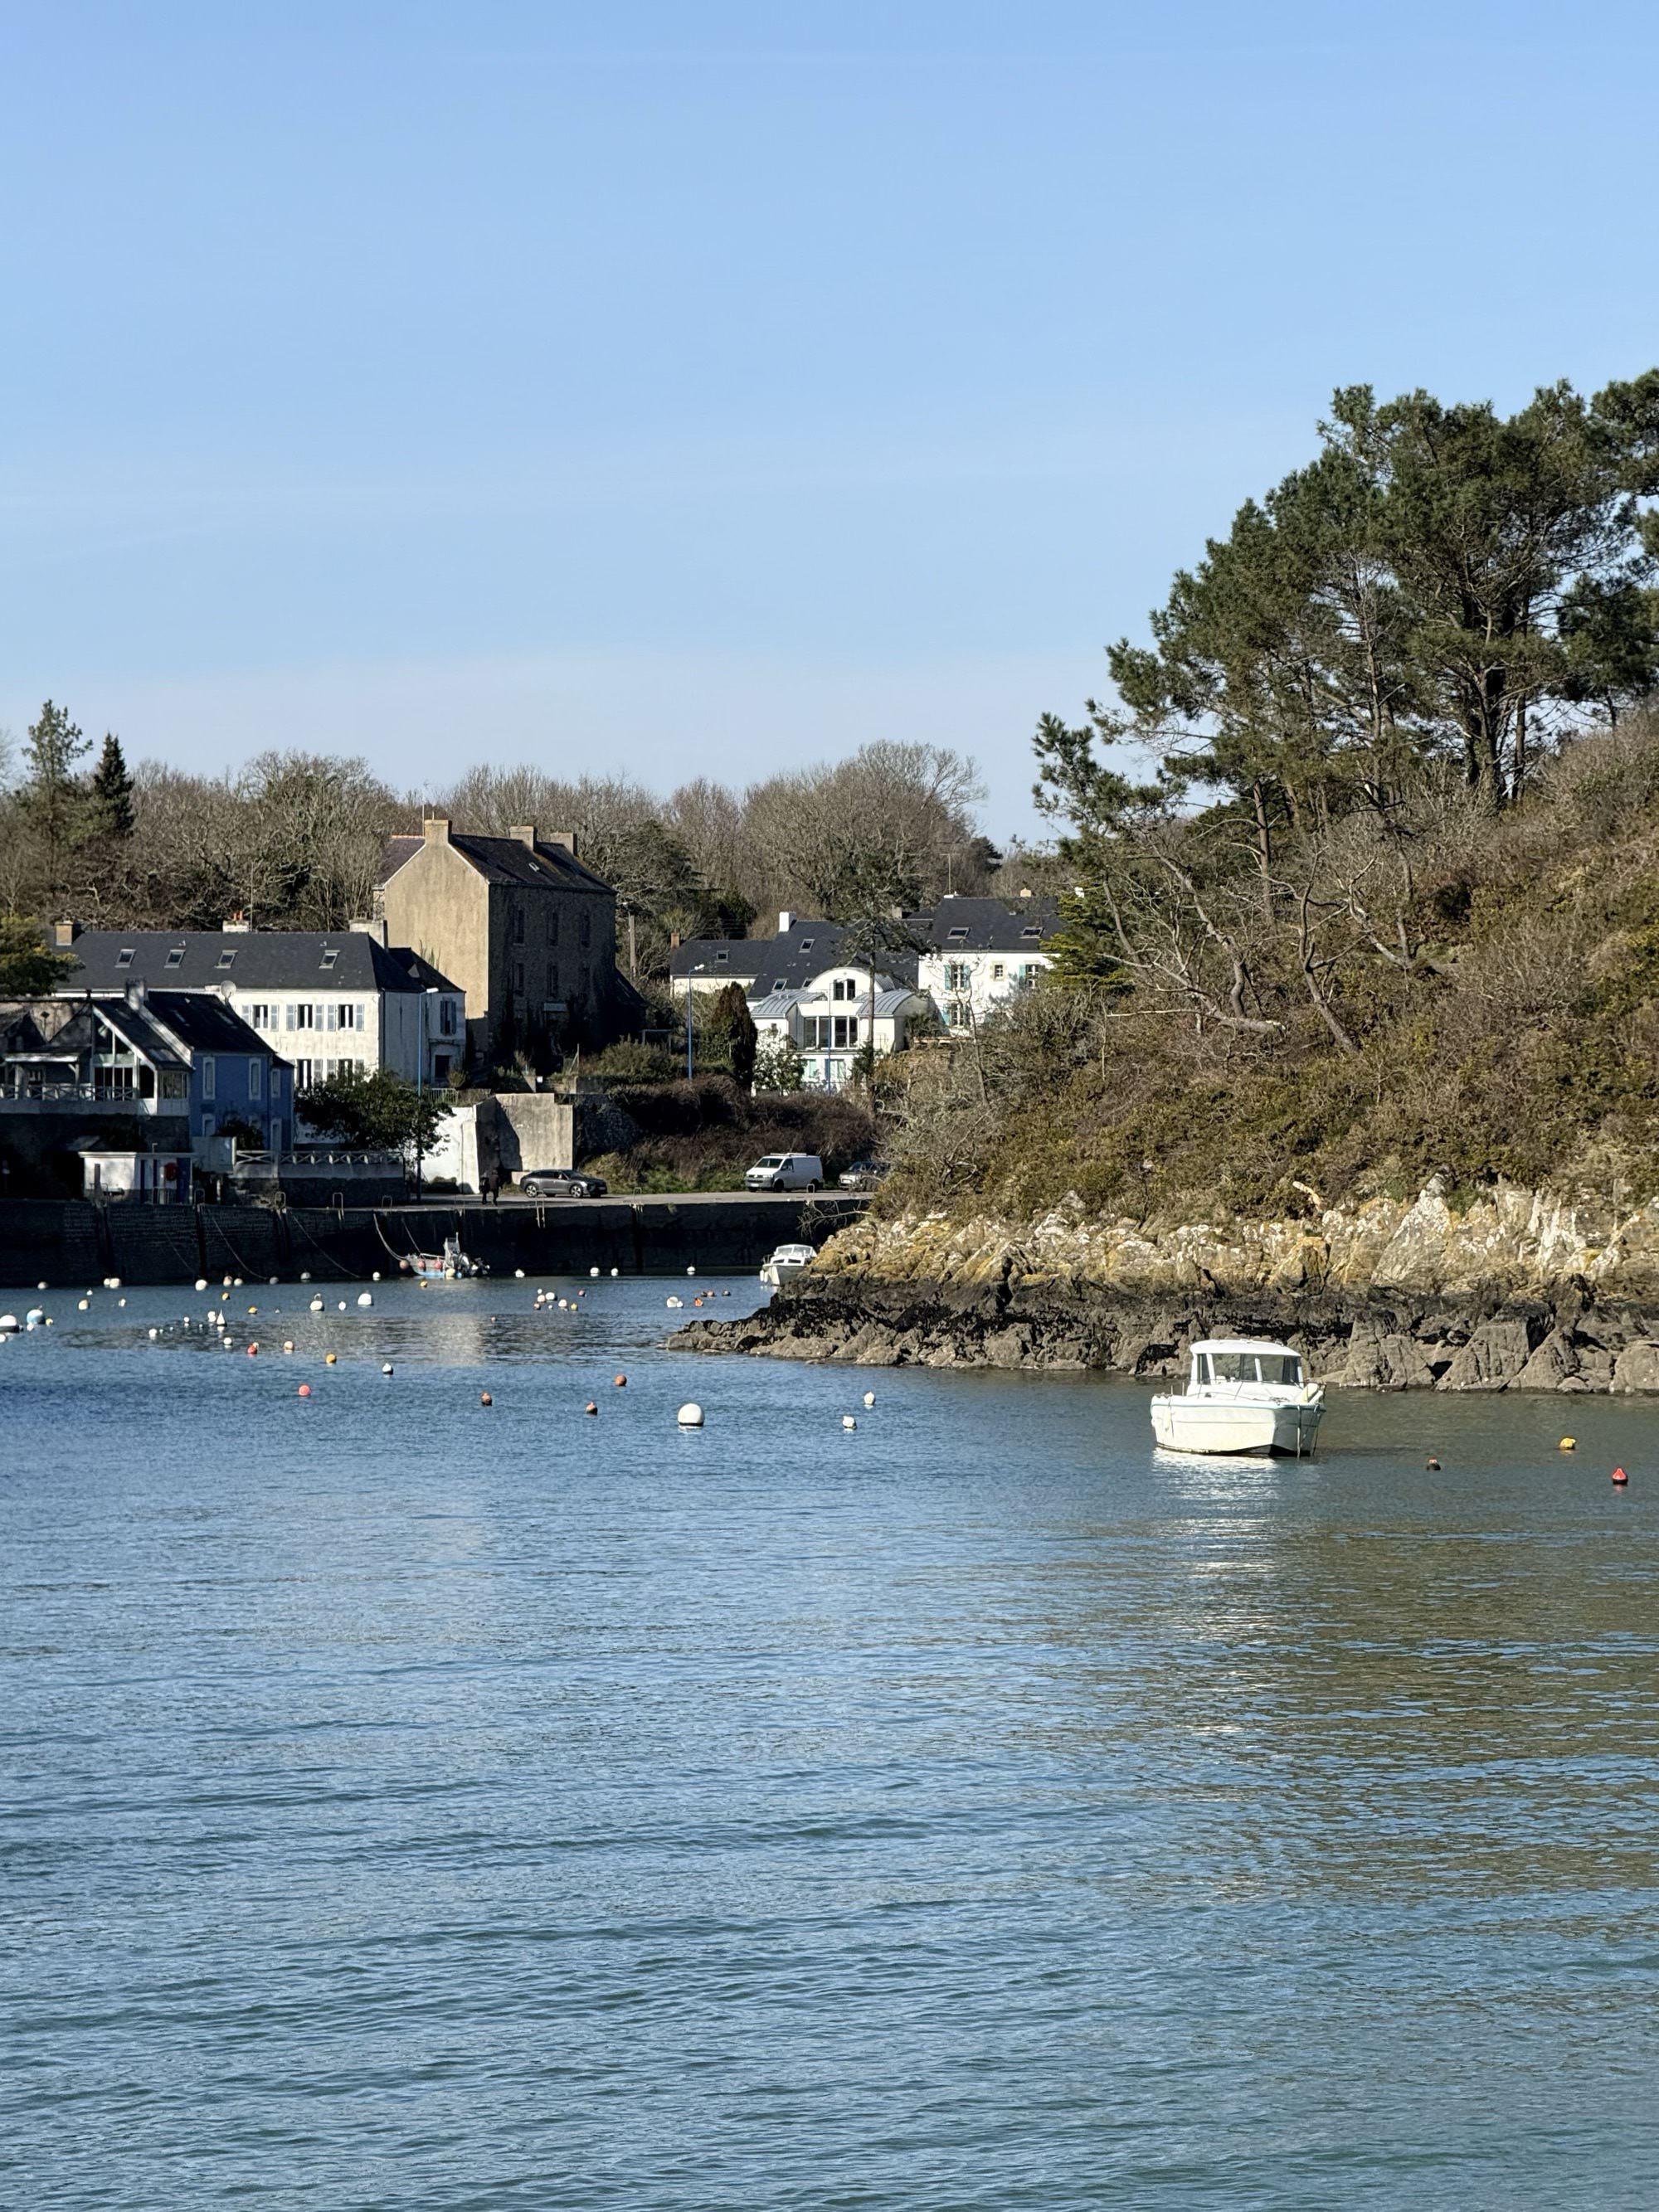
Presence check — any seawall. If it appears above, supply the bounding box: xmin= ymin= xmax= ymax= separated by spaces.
xmin=0 ymin=1194 xmax=866 ymax=1287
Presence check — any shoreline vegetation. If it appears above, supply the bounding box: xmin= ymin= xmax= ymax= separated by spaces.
xmin=687 ymin=371 xmax=1659 ymax=1382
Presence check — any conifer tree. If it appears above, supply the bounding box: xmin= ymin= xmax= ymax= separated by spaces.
xmin=19 ymin=700 xmax=90 ymax=900
xmin=85 ymin=733 xmax=136 ymax=843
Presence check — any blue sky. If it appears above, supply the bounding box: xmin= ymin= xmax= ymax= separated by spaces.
xmin=3 ymin=0 xmax=1657 ymax=840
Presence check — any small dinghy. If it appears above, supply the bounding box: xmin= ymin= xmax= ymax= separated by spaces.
xmin=1151 ymin=1338 xmax=1324 ymax=1456
xmin=409 ymin=1234 xmax=486 ymax=1281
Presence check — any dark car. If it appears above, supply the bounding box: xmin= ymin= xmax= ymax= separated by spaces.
xmin=518 ymin=1170 xmax=609 ymax=1198
xmin=838 ymin=1159 xmax=890 ymax=1191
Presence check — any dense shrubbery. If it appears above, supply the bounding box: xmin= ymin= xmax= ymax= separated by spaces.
xmin=885 ymin=717 xmax=1659 ymax=1223
xmin=585 ymin=1077 xmax=874 ymax=1193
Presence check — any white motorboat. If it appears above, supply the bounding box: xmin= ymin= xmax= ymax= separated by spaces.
xmin=760 ymin=1242 xmax=816 ymax=1287
xmin=1151 ymin=1337 xmax=1324 ymax=1456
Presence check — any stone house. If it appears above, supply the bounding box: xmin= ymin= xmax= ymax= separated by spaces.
xmin=378 ymin=819 xmax=625 ymax=1071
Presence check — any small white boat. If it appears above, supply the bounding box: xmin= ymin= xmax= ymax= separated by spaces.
xmin=1151 ymin=1337 xmax=1324 ymax=1456
xmin=760 ymin=1242 xmax=816 ymax=1287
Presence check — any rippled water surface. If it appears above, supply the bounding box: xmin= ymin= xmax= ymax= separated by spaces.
xmin=5 ymin=1271 xmax=1659 ymax=2209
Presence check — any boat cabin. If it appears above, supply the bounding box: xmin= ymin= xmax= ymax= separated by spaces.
xmin=1189 ymin=1339 xmax=1304 ymax=1388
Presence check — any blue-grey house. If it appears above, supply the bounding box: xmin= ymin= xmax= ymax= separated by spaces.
xmin=0 ymin=984 xmax=294 ymax=1198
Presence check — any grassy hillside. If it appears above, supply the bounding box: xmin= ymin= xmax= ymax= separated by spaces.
xmin=884 ymin=719 xmax=1659 ymax=1227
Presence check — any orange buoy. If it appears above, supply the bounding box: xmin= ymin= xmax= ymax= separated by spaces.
xmin=614 ymin=1373 xmax=627 ymax=1387
xmin=1613 ymin=1465 xmax=1629 ymax=1485
xmin=246 ymin=1343 xmax=259 ymax=1357
xmin=297 ymin=1383 xmax=311 ymax=1398
xmin=1425 ymin=1456 xmax=1440 ymax=1471
xmin=480 ymin=1391 xmax=493 ymax=1407
xmin=584 ymin=1400 xmax=599 ymax=1416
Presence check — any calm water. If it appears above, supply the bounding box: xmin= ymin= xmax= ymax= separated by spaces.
xmin=4 ymin=1271 xmax=1659 ymax=2210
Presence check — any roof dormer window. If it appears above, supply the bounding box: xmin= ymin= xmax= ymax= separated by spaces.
xmin=800 ymin=938 xmax=814 ymax=951
xmin=164 ymin=945 xmax=185 ymax=969
xmin=947 ymin=927 xmax=968 ymax=941
xmin=320 ymin=947 xmax=339 ymax=970
xmin=216 ymin=949 xmax=236 ymax=970
xmin=115 ymin=946 xmax=135 ymax=969
xmin=715 ymin=950 xmax=729 ymax=963
xmin=1020 ymin=926 xmax=1040 ymax=939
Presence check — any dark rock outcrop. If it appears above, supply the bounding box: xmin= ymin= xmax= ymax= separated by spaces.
xmin=675 ymin=1269 xmax=1659 ymax=1393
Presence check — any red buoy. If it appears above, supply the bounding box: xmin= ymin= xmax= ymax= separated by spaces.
xmin=1613 ymin=1466 xmax=1629 ymax=1485
xmin=297 ymin=1383 xmax=311 ymax=1398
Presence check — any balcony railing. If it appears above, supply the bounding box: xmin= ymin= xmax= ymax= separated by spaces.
xmin=0 ymin=1078 xmax=168 ymax=1113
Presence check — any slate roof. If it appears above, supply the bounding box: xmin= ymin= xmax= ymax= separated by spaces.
xmin=381 ymin=832 xmax=612 ymax=895
xmin=671 ymin=903 xmax=1052 ymax=992
xmin=907 ymin=896 xmax=1060 ymax=953
xmin=62 ymin=931 xmax=460 ymax=996
xmin=669 ymin=917 xmax=844 ymax=991
xmin=48 ymin=992 xmax=277 ymax=1062
xmin=673 ymin=919 xmax=926 ymax=995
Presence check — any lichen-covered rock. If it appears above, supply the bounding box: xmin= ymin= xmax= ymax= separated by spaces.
xmin=1440 ymin=1318 xmax=1536 ymax=1390
xmin=1335 ymin=1324 xmax=1438 ymax=1391
xmin=1511 ymin=1330 xmax=1579 ymax=1392
xmin=1612 ymin=1341 xmax=1659 ymax=1393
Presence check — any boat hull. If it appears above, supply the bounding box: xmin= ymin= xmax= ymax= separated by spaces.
xmin=1151 ymin=1395 xmax=1324 ymax=1456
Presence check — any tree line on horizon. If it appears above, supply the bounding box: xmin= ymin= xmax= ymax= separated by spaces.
xmin=0 ymin=721 xmax=1008 ymax=990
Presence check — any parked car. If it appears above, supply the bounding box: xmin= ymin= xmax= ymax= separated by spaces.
xmin=518 ymin=1169 xmax=609 ymax=1198
xmin=838 ymin=1159 xmax=890 ymax=1190
xmin=744 ymin=1152 xmax=824 ymax=1192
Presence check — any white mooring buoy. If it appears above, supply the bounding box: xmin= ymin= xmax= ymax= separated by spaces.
xmin=677 ymin=1402 xmax=704 ymax=1428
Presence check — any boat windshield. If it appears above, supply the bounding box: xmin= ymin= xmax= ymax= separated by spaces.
xmin=1199 ymin=1351 xmax=1301 ymax=1385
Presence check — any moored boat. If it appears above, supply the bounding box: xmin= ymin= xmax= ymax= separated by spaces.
xmin=409 ymin=1234 xmax=486 ymax=1281
xmin=760 ymin=1242 xmax=816 ymax=1287
xmin=1151 ymin=1338 xmax=1324 ymax=1456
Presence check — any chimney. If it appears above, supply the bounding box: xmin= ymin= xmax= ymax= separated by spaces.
xmin=125 ymin=979 xmax=147 ymax=1009
xmin=53 ymin=920 xmax=80 ymax=948
xmin=778 ymin=911 xmax=794 ymax=934
xmin=547 ymin=829 xmax=580 ymax=859
xmin=423 ymin=816 xmax=451 ymax=845
xmin=221 ymin=912 xmax=251 ymax=933
xmin=509 ymin=824 xmax=538 ymax=848
xmin=348 ymin=916 xmax=390 ymax=945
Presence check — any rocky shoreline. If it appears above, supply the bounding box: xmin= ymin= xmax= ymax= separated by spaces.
xmin=675 ymin=1181 xmax=1659 ymax=1392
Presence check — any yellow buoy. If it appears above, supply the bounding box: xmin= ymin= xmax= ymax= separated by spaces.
xmin=1559 ymin=1437 xmax=1577 ymax=1451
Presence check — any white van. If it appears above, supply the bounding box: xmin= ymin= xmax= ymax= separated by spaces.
xmin=745 ymin=1152 xmax=824 ymax=1192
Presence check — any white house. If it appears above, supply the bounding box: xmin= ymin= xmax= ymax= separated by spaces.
xmin=750 ymin=961 xmax=933 ymax=1091
xmin=56 ymin=925 xmax=467 ymax=1095
xmin=912 ymin=897 xmax=1058 ymax=1030
xmin=669 ymin=912 xmax=850 ymax=999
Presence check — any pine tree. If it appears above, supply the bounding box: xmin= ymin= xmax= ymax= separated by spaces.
xmin=20 ymin=700 xmax=90 ymax=899
xmin=85 ymin=733 xmax=135 ymax=843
